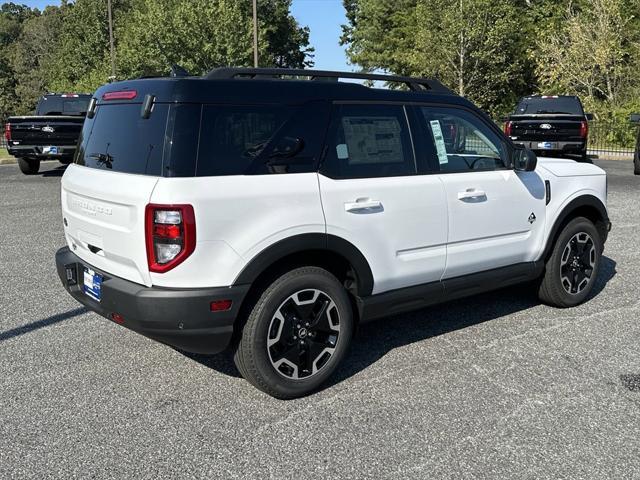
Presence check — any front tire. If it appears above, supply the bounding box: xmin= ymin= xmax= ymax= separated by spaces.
xmin=234 ymin=267 xmax=354 ymax=399
xmin=538 ymin=217 xmax=602 ymax=307
xmin=17 ymin=157 xmax=40 ymax=175
xmin=634 ymin=149 xmax=640 ymax=175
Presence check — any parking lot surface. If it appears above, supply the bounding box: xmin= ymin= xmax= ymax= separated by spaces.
xmin=1 ymin=160 xmax=639 ymax=479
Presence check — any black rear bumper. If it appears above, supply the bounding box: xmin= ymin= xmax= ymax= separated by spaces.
xmin=512 ymin=140 xmax=586 ymax=154
xmin=55 ymin=247 xmax=250 ymax=354
xmin=8 ymin=145 xmax=76 ymax=159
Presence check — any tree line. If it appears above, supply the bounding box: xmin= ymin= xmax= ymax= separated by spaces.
xmin=342 ymin=0 xmax=640 ymax=119
xmin=1 ymin=0 xmax=639 ymax=122
xmin=0 ymin=0 xmax=312 ymax=119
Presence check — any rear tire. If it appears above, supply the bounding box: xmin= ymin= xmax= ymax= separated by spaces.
xmin=17 ymin=157 xmax=40 ymax=175
xmin=538 ymin=217 xmax=602 ymax=307
xmin=234 ymin=267 xmax=353 ymax=399
xmin=634 ymin=150 xmax=640 ymax=175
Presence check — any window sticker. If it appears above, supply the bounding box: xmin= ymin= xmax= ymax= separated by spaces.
xmin=430 ymin=120 xmax=449 ymax=165
xmin=336 ymin=143 xmax=349 ymax=160
xmin=341 ymin=116 xmax=404 ymax=164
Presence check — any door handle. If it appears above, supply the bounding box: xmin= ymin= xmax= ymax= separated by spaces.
xmin=457 ymin=189 xmax=486 ymax=201
xmin=344 ymin=198 xmax=383 ymax=212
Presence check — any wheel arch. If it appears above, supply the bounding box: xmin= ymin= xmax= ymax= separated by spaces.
xmin=233 ymin=233 xmax=374 ymax=298
xmin=543 ymin=194 xmax=609 ymax=260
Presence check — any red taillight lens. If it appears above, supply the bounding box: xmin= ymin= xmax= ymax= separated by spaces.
xmin=504 ymin=121 xmax=512 ymax=137
xmin=102 ymin=90 xmax=137 ymax=101
xmin=210 ymin=300 xmax=233 ymax=312
xmin=580 ymin=120 xmax=588 ymax=138
xmin=145 ymin=204 xmax=196 ymax=273
xmin=4 ymin=123 xmax=10 ymax=142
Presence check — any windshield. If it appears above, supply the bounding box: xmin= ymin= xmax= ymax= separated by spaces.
xmin=37 ymin=96 xmax=91 ymax=116
xmin=514 ymin=97 xmax=583 ymax=115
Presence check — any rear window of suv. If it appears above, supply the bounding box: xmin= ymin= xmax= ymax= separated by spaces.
xmin=514 ymin=97 xmax=583 ymax=115
xmin=75 ymin=101 xmax=326 ymax=177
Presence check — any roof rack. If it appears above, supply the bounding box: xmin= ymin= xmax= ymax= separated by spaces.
xmin=205 ymin=68 xmax=453 ymax=94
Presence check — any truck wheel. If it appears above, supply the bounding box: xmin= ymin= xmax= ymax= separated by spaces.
xmin=234 ymin=267 xmax=353 ymax=399
xmin=17 ymin=157 xmax=40 ymax=175
xmin=538 ymin=217 xmax=602 ymax=308
xmin=634 ymin=151 xmax=640 ymax=175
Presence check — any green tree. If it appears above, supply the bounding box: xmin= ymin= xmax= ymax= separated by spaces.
xmin=117 ymin=0 xmax=312 ymax=79
xmin=9 ymin=6 xmax=66 ymax=115
xmin=341 ymin=0 xmax=529 ymax=116
xmin=535 ymin=0 xmax=640 ymax=109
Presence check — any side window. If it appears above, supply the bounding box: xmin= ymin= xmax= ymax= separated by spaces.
xmin=420 ymin=107 xmax=508 ymax=173
xmin=196 ymin=105 xmax=292 ymax=176
xmin=321 ymin=104 xmax=416 ymax=179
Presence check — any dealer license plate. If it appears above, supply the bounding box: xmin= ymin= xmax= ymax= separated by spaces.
xmin=537 ymin=142 xmax=556 ymax=150
xmin=83 ymin=268 xmax=102 ymax=302
xmin=43 ymin=146 xmax=59 ymax=155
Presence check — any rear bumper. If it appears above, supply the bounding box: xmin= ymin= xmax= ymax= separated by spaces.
xmin=512 ymin=140 xmax=586 ymax=154
xmin=55 ymin=246 xmax=250 ymax=354
xmin=7 ymin=144 xmax=76 ymax=158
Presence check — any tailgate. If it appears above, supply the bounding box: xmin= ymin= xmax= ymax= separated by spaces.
xmin=61 ymin=164 xmax=158 ymax=286
xmin=510 ymin=116 xmax=583 ymax=141
xmin=9 ymin=116 xmax=84 ymax=145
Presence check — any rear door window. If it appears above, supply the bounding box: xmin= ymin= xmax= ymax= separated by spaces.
xmin=321 ymin=104 xmax=416 ymax=179
xmin=75 ymin=103 xmax=168 ymax=175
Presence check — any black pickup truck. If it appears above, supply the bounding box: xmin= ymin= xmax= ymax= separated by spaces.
xmin=504 ymin=95 xmax=593 ymax=162
xmin=5 ymin=93 xmax=91 ymax=174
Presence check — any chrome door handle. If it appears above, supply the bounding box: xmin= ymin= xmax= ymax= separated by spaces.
xmin=344 ymin=199 xmax=383 ymax=212
xmin=457 ymin=189 xmax=486 ymax=201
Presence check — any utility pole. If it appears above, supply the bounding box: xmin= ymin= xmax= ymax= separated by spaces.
xmin=252 ymin=0 xmax=258 ymax=67
xmin=107 ymin=0 xmax=116 ymax=80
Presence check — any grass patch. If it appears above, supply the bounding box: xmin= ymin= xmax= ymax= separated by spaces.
xmin=0 ymin=148 xmax=12 ymax=160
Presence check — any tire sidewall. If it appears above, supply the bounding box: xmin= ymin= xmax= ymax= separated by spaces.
xmin=243 ymin=268 xmax=353 ymax=398
xmin=548 ymin=217 xmax=602 ymax=306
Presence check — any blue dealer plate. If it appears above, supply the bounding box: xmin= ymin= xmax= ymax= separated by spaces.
xmin=537 ymin=142 xmax=556 ymax=150
xmin=83 ymin=267 xmax=102 ymax=302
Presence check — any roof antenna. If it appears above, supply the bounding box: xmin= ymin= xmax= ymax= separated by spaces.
xmin=170 ymin=64 xmax=190 ymax=77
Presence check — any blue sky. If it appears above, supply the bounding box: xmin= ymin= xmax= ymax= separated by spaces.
xmin=6 ymin=0 xmax=352 ymax=71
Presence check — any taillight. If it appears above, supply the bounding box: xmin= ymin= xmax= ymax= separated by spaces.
xmin=102 ymin=90 xmax=137 ymax=101
xmin=504 ymin=121 xmax=513 ymax=137
xmin=4 ymin=123 xmax=10 ymax=142
xmin=145 ymin=204 xmax=196 ymax=273
xmin=580 ymin=120 xmax=588 ymax=138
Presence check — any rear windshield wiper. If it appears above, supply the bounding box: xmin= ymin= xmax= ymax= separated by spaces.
xmin=89 ymin=152 xmax=114 ymax=169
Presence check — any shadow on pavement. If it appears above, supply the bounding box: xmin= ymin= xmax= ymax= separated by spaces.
xmin=41 ymin=165 xmax=67 ymax=177
xmin=184 ymin=257 xmax=617 ymax=388
xmin=0 ymin=306 xmax=87 ymax=342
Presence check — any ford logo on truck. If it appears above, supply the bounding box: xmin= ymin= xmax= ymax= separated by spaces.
xmin=540 ymin=123 xmax=553 ymax=130
xmin=42 ymin=126 xmax=55 ymax=133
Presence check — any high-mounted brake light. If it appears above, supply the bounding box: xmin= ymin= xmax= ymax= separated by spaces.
xmin=4 ymin=123 xmax=10 ymax=142
xmin=145 ymin=204 xmax=196 ymax=273
xmin=504 ymin=121 xmax=513 ymax=137
xmin=61 ymin=94 xmax=80 ymax=98
xmin=102 ymin=90 xmax=137 ymax=101
xmin=579 ymin=120 xmax=589 ymax=138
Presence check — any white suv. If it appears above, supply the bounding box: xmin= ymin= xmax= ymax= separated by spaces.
xmin=56 ymin=68 xmax=611 ymax=399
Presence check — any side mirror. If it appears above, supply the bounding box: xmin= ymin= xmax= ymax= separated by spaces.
xmin=630 ymin=114 xmax=640 ymax=123
xmin=513 ymin=147 xmax=537 ymax=172
xmin=585 ymin=113 xmax=595 ymax=121
xmin=269 ymin=136 xmax=304 ymax=159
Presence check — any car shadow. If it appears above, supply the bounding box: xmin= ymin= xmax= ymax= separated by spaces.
xmin=183 ymin=256 xmax=617 ymax=388
xmin=41 ymin=165 xmax=67 ymax=177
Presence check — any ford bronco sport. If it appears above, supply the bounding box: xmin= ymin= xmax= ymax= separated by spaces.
xmin=56 ymin=68 xmax=610 ymax=399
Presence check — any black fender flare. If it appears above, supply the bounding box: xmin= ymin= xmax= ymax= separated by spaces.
xmin=232 ymin=233 xmax=374 ymax=296
xmin=542 ymin=194 xmax=609 ymax=259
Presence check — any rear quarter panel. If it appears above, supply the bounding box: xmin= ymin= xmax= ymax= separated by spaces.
xmin=149 ymin=173 xmax=326 ymax=288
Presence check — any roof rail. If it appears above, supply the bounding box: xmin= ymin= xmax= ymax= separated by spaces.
xmin=205 ymin=68 xmax=453 ymax=94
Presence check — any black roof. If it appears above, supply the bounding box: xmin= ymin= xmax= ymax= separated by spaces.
xmin=94 ymin=68 xmax=473 ymax=109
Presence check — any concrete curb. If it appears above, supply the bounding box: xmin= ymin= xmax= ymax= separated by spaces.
xmin=0 ymin=157 xmax=17 ymax=165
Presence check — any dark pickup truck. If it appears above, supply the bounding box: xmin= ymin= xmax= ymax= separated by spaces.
xmin=5 ymin=93 xmax=91 ymax=174
xmin=504 ymin=95 xmax=593 ymax=162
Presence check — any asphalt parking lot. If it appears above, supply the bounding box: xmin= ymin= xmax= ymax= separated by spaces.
xmin=1 ymin=159 xmax=639 ymax=479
